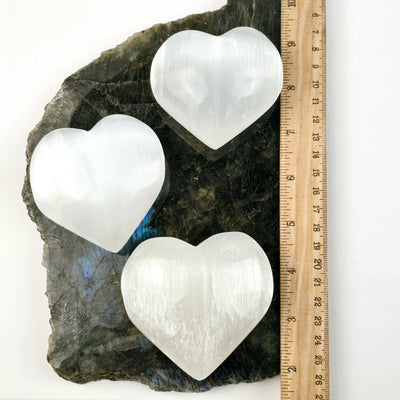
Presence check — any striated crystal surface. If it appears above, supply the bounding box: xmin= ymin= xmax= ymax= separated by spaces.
xmin=30 ymin=114 xmax=165 ymax=252
xmin=121 ymin=232 xmax=274 ymax=381
xmin=150 ymin=27 xmax=283 ymax=150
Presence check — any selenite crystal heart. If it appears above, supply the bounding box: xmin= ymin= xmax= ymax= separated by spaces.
xmin=150 ymin=27 xmax=283 ymax=150
xmin=121 ymin=232 xmax=274 ymax=380
xmin=30 ymin=114 xmax=165 ymax=252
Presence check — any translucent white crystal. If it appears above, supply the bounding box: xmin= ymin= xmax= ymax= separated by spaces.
xmin=150 ymin=27 xmax=283 ymax=150
xmin=30 ymin=114 xmax=165 ymax=252
xmin=121 ymin=232 xmax=274 ymax=380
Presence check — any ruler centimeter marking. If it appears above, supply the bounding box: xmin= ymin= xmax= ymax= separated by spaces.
xmin=280 ymin=0 xmax=328 ymax=399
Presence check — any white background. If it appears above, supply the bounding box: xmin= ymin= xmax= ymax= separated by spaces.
xmin=0 ymin=0 xmax=399 ymax=399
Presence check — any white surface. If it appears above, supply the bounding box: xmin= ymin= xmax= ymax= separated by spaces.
xmin=0 ymin=0 xmax=399 ymax=399
xmin=327 ymin=0 xmax=400 ymax=399
xmin=121 ymin=232 xmax=273 ymax=380
xmin=150 ymin=27 xmax=283 ymax=149
xmin=30 ymin=115 xmax=165 ymax=252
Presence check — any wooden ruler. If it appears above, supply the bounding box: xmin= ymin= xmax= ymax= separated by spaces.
xmin=280 ymin=0 xmax=328 ymax=399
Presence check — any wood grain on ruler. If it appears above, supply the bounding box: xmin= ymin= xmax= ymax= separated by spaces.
xmin=280 ymin=0 xmax=328 ymax=399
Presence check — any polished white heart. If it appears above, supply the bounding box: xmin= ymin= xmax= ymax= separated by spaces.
xmin=121 ymin=232 xmax=274 ymax=380
xmin=30 ymin=114 xmax=165 ymax=252
xmin=150 ymin=27 xmax=283 ymax=150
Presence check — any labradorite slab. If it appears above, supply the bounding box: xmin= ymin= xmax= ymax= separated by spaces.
xmin=22 ymin=0 xmax=281 ymax=392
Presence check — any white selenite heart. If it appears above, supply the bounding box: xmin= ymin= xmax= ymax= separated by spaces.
xmin=121 ymin=232 xmax=273 ymax=380
xmin=30 ymin=114 xmax=165 ymax=252
xmin=150 ymin=27 xmax=283 ymax=150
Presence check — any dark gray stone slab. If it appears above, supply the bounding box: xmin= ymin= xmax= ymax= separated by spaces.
xmin=22 ymin=0 xmax=281 ymax=392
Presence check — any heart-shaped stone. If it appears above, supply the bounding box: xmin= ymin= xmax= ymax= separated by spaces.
xmin=30 ymin=114 xmax=165 ymax=252
xmin=121 ymin=232 xmax=273 ymax=380
xmin=150 ymin=27 xmax=283 ymax=150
